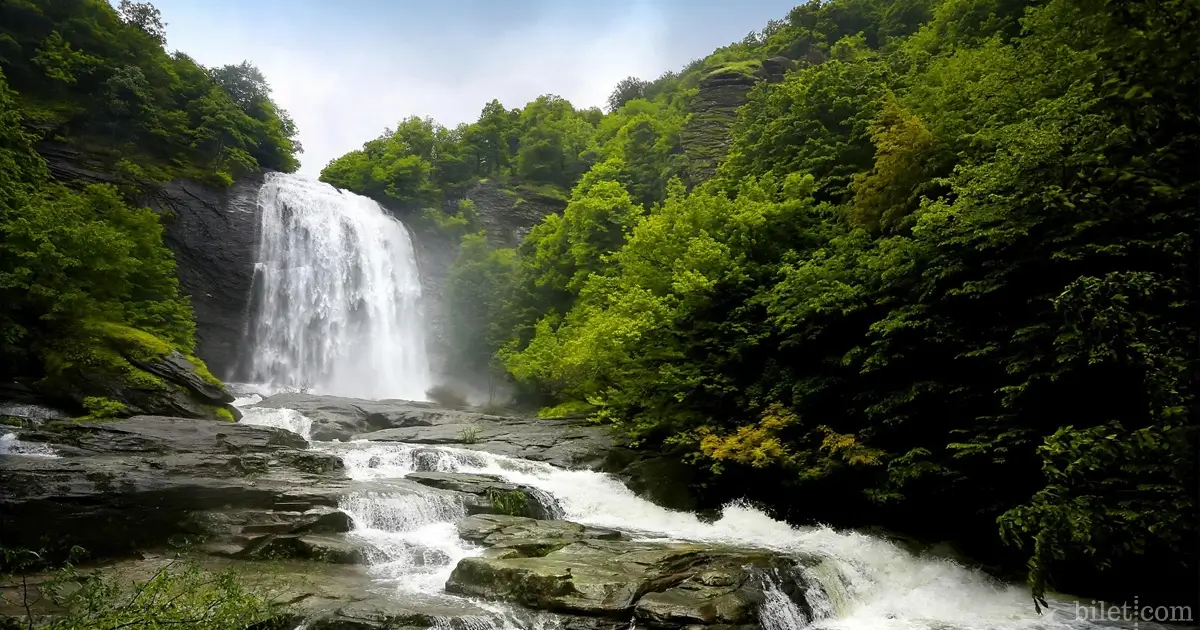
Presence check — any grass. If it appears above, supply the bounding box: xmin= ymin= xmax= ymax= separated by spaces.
xmin=705 ymin=59 xmax=763 ymax=78
xmin=486 ymin=488 xmax=528 ymax=517
xmin=458 ymin=424 xmax=481 ymax=444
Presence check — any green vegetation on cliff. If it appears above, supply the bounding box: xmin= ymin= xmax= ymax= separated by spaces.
xmin=0 ymin=0 xmax=298 ymax=416
xmin=331 ymin=0 xmax=1198 ymax=608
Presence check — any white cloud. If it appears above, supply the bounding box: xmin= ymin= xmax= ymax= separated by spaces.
xmin=158 ymin=2 xmax=670 ymax=176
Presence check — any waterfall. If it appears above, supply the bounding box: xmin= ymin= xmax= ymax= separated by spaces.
xmin=245 ymin=172 xmax=431 ymax=400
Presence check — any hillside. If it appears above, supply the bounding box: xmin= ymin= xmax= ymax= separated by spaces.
xmin=0 ymin=0 xmax=300 ymax=420
xmin=324 ymin=0 xmax=1199 ymax=608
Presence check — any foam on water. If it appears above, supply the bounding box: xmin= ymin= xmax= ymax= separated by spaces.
xmin=245 ymin=173 xmax=431 ymax=400
xmin=239 ymin=403 xmax=1170 ymax=630
xmin=0 ymin=432 xmax=57 ymax=457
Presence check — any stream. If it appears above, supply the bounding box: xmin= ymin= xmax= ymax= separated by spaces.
xmin=233 ymin=392 xmax=1163 ymax=630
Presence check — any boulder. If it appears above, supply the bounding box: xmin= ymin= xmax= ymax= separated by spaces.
xmin=446 ymin=521 xmax=811 ymax=623
xmin=406 ymin=471 xmax=564 ymax=519
xmin=455 ymin=514 xmax=623 ymax=559
xmin=0 ymin=416 xmax=351 ymax=562
xmin=238 ymin=534 xmax=364 ymax=564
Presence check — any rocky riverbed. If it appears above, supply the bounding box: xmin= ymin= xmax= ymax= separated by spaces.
xmin=0 ymin=394 xmax=823 ymax=630
xmin=2 ymin=393 xmax=1154 ymax=630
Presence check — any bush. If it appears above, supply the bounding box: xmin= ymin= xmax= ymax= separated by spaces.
xmin=78 ymin=397 xmax=128 ymax=422
xmin=0 ymin=552 xmax=280 ymax=630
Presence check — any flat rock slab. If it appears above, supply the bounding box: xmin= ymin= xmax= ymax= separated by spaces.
xmin=251 ymin=393 xmax=616 ymax=469
xmin=0 ymin=416 xmax=351 ymax=561
xmin=446 ymin=514 xmax=810 ymax=623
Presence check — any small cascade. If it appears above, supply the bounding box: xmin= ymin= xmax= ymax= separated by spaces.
xmin=234 ymin=402 xmax=1169 ymax=630
xmin=758 ymin=570 xmax=811 ymax=630
xmin=237 ymin=407 xmax=313 ymax=440
xmin=0 ymin=433 xmax=57 ymax=457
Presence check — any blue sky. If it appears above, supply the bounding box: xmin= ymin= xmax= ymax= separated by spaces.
xmin=147 ymin=0 xmax=797 ymax=176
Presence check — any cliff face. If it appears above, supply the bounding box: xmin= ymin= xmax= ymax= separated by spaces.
xmin=152 ymin=176 xmax=263 ymax=380
xmin=407 ymin=181 xmax=567 ymax=378
xmin=681 ymin=56 xmax=796 ymax=184
xmin=37 ymin=143 xmax=263 ymax=381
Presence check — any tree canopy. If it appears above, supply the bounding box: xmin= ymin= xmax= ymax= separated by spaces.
xmin=337 ymin=0 xmax=1197 ymax=608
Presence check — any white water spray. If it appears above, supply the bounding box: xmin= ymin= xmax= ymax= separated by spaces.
xmin=246 ymin=173 xmax=431 ymax=400
xmin=236 ymin=394 xmax=1175 ymax=630
xmin=0 ymin=433 xmax=57 ymax=457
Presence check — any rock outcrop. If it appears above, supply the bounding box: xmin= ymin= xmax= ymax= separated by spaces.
xmin=251 ymin=393 xmax=617 ymax=468
xmin=0 ymin=416 xmax=345 ymax=560
xmin=680 ymin=58 xmax=796 ymax=185
xmin=447 ymin=514 xmax=814 ymax=626
xmin=152 ymin=176 xmax=263 ymax=380
xmin=38 ymin=142 xmax=264 ymax=381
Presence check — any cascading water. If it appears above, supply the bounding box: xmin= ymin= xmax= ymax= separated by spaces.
xmin=245 ymin=173 xmax=431 ymax=400
xmin=235 ymin=392 xmax=1178 ymax=630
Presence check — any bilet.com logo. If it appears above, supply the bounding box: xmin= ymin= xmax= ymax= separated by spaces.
xmin=1074 ymin=597 xmax=1193 ymax=628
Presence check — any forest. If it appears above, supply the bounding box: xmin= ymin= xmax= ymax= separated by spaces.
xmin=0 ymin=0 xmax=1193 ymax=613
xmin=322 ymin=0 xmax=1198 ymax=608
xmin=0 ymin=0 xmax=299 ymax=414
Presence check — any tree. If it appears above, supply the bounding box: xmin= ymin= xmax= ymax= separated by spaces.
xmin=208 ymin=61 xmax=270 ymax=111
xmin=607 ymin=76 xmax=647 ymax=112
xmin=117 ymin=0 xmax=167 ymax=45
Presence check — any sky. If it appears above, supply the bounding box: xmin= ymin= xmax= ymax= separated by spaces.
xmin=146 ymin=0 xmax=797 ymax=177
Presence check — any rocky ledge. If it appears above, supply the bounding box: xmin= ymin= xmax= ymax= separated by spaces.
xmin=249 ymin=393 xmax=699 ymax=509
xmin=0 ymin=403 xmax=824 ymax=629
xmin=447 ymin=514 xmax=820 ymax=628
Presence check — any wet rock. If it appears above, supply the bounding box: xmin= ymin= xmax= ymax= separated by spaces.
xmin=406 ymin=471 xmax=563 ymax=519
xmin=447 ymin=518 xmax=811 ymax=623
xmin=456 ymin=514 xmax=623 ymax=558
xmin=239 ymin=534 xmax=364 ymax=564
xmin=0 ymin=416 xmax=349 ymax=562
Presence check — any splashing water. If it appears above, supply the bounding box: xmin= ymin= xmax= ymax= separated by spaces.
xmin=237 ymin=407 xmax=314 ymax=440
xmin=759 ymin=570 xmax=811 ymax=630
xmin=245 ymin=173 xmax=431 ymax=400
xmin=238 ymin=401 xmax=1175 ymax=630
xmin=0 ymin=432 xmax=57 ymax=457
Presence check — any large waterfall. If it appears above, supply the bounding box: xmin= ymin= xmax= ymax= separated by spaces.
xmin=245 ymin=173 xmax=431 ymax=400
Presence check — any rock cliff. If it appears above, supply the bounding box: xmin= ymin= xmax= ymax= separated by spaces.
xmin=681 ymin=57 xmax=796 ymax=184
xmin=152 ymin=176 xmax=263 ymax=381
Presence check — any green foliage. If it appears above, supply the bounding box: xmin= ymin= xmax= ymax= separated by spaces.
xmin=78 ymin=396 xmax=128 ymax=421
xmin=0 ymin=0 xmax=300 ymax=185
xmin=409 ymin=0 xmax=1198 ymax=607
xmin=210 ymin=405 xmax=235 ymax=422
xmin=486 ymin=488 xmax=528 ymax=517
xmin=1 ymin=555 xmax=278 ymax=629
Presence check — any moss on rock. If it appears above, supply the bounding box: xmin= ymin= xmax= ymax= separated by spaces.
xmin=36 ymin=320 xmax=235 ymax=421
